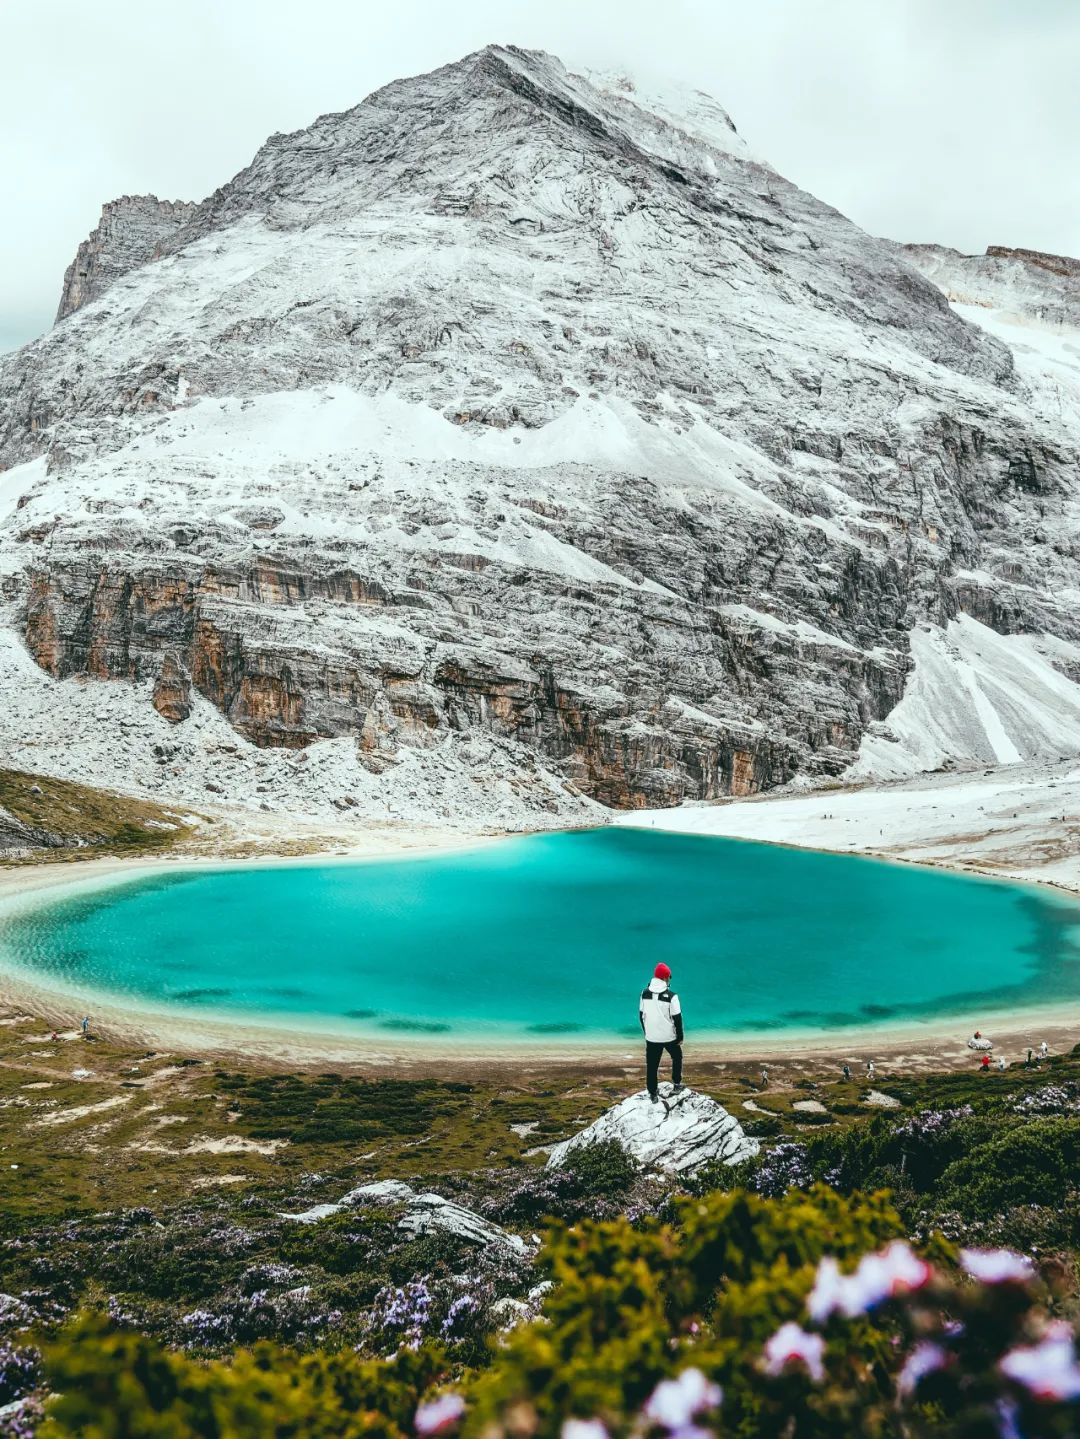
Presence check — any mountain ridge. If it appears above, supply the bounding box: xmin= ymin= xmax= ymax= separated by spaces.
xmin=1 ymin=47 xmax=1078 ymax=823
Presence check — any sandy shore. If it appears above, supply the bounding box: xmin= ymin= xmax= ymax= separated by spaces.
xmin=616 ymin=757 xmax=1080 ymax=895
xmin=0 ymin=821 xmax=501 ymax=904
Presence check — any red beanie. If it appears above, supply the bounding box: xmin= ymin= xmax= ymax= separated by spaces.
xmin=654 ymin=963 xmax=671 ymax=980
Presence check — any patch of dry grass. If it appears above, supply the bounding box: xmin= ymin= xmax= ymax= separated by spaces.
xmin=0 ymin=768 xmax=198 ymax=863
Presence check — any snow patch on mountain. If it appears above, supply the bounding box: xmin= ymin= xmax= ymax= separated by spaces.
xmin=852 ymin=616 xmax=1080 ymax=781
xmin=616 ymin=757 xmax=1080 ymax=894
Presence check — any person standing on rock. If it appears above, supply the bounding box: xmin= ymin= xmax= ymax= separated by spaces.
xmin=639 ymin=962 xmax=683 ymax=1103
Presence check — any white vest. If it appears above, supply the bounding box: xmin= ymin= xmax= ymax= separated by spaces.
xmin=639 ymin=977 xmax=682 ymax=1043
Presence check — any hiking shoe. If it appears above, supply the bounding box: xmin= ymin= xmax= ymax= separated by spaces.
xmin=648 ymin=1091 xmax=659 ymax=1104
xmin=673 ymin=1083 xmax=685 ymax=1093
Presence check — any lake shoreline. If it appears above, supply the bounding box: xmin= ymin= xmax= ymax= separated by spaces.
xmin=1 ymin=786 xmax=1078 ymax=1072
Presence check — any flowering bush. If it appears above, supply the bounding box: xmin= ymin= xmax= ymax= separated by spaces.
xmin=1012 ymin=1085 xmax=1080 ymax=1115
xmin=22 ymin=1185 xmax=1080 ymax=1437
xmin=0 ymin=1339 xmax=40 ymax=1406
xmin=467 ymin=1186 xmax=1079 ymax=1438
xmin=362 ymin=1268 xmax=525 ymax=1366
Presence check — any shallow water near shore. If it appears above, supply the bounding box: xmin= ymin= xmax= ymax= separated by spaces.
xmin=1 ymin=828 xmax=1080 ymax=1043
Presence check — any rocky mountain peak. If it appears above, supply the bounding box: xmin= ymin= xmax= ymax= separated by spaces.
xmin=1 ymin=49 xmax=1078 ymax=822
xmin=55 ymin=194 xmax=197 ymax=322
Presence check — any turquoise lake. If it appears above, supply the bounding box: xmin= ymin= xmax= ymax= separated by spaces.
xmin=1 ymin=828 xmax=1079 ymax=1041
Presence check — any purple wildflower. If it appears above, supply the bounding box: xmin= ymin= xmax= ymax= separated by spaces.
xmin=643 ymin=1368 xmax=722 ymax=1428
xmin=898 ymin=1342 xmax=948 ymax=1397
xmin=960 ymin=1249 xmax=1035 ymax=1285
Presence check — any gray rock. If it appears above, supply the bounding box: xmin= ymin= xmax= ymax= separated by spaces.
xmin=280 ymin=1177 xmax=527 ymax=1252
xmin=546 ymin=1086 xmax=760 ymax=1174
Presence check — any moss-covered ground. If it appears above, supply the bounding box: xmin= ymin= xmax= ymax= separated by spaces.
xmin=1 ymin=1002 xmax=1076 ymax=1232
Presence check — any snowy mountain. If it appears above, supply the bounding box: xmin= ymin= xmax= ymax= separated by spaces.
xmin=1 ymin=45 xmax=1079 ymax=822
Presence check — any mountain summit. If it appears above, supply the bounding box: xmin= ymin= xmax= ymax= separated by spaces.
xmin=1 ymin=47 xmax=1078 ymax=822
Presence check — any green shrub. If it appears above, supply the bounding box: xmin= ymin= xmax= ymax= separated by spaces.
xmin=469 ymin=1185 xmax=912 ymax=1435
xmin=39 ymin=1313 xmax=447 ymax=1439
xmin=935 ymin=1117 xmax=1080 ymax=1220
xmin=559 ymin=1140 xmax=639 ymax=1199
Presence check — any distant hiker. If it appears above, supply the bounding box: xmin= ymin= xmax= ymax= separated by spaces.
xmin=639 ymin=963 xmax=683 ymax=1103
xmin=842 ymin=1063 xmax=851 ymax=1082
xmin=1039 ymin=1041 xmax=1049 ymax=1059
xmin=760 ymin=1066 xmax=769 ymax=1090
xmin=973 ymin=1030 xmax=982 ymax=1040
xmin=865 ymin=1060 xmax=875 ymax=1080
xmin=50 ymin=1030 xmax=59 ymax=1042
xmin=997 ymin=1056 xmax=1006 ymax=1072
xmin=980 ymin=1054 xmax=991 ymax=1071
xmin=80 ymin=1016 xmax=90 ymax=1036
xmin=1027 ymin=1048 xmax=1034 ymax=1067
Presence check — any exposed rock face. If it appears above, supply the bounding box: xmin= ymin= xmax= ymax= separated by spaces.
xmin=55 ymin=196 xmax=197 ymax=323
xmin=546 ymin=1086 xmax=760 ymax=1174
xmin=0 ymin=806 xmax=39 ymax=852
xmin=1 ymin=46 xmax=1078 ymax=818
xmin=0 ymin=803 xmax=77 ymax=854
xmin=281 ymin=1178 xmax=528 ymax=1252
xmin=901 ymin=243 xmax=1080 ymax=329
xmin=152 ymin=652 xmax=193 ymax=724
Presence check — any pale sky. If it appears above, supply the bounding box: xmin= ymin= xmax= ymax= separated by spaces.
xmin=2 ymin=0 xmax=1077 ymax=354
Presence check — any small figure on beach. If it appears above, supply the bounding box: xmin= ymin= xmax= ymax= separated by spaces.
xmin=980 ymin=1054 xmax=991 ymax=1071
xmin=50 ymin=1030 xmax=59 ymax=1042
xmin=865 ymin=1060 xmax=875 ymax=1080
xmin=760 ymin=1066 xmax=769 ymax=1090
xmin=639 ymin=963 xmax=683 ymax=1104
xmin=1027 ymin=1048 xmax=1034 ymax=1067
xmin=997 ymin=1056 xmax=1006 ymax=1072
xmin=1039 ymin=1041 xmax=1049 ymax=1059
xmin=80 ymin=1016 xmax=90 ymax=1036
xmin=842 ymin=1063 xmax=851 ymax=1082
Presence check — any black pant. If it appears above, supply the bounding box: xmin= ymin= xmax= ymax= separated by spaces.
xmin=646 ymin=1041 xmax=683 ymax=1096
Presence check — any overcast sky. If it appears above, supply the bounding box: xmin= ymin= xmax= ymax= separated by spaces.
xmin=3 ymin=0 xmax=1077 ymax=354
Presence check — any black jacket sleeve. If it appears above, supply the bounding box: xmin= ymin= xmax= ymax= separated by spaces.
xmin=674 ymin=1012 xmax=684 ymax=1043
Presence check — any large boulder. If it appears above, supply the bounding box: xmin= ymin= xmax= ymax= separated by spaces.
xmin=546 ymin=1086 xmax=759 ymax=1175
xmin=280 ymin=1178 xmax=527 ymax=1253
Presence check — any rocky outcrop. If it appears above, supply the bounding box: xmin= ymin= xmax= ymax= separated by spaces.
xmin=985 ymin=247 xmax=1080 ymax=279
xmin=281 ymin=1179 xmax=528 ymax=1253
xmin=0 ymin=47 xmax=1078 ymax=817
xmin=152 ymin=653 xmax=193 ymax=724
xmin=55 ymin=196 xmax=196 ymax=322
xmin=546 ymin=1087 xmax=760 ymax=1174
xmin=0 ymin=806 xmax=40 ymax=852
xmin=901 ymin=243 xmax=1080 ymax=328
